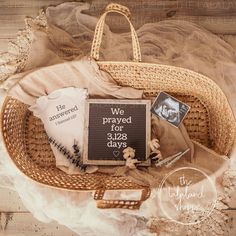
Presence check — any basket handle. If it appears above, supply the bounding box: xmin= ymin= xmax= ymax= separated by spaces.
xmin=90 ymin=3 xmax=142 ymax=62
xmin=94 ymin=188 xmax=151 ymax=209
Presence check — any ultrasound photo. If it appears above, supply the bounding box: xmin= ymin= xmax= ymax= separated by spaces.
xmin=151 ymin=92 xmax=190 ymax=127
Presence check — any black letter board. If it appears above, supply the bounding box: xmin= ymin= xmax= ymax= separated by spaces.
xmin=83 ymin=99 xmax=151 ymax=166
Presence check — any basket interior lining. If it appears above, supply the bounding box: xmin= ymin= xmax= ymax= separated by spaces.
xmin=1 ymin=94 xmax=214 ymax=190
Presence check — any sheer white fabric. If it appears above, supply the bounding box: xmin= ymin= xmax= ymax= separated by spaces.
xmin=0 ymin=2 xmax=235 ymax=236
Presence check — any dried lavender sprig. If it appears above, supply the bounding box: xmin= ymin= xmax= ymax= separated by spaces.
xmin=72 ymin=140 xmax=87 ymax=171
xmin=48 ymin=137 xmax=87 ymax=171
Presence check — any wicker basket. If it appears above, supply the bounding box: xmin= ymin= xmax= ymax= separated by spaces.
xmin=1 ymin=3 xmax=236 ymax=209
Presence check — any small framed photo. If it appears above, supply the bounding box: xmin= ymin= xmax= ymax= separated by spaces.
xmin=83 ymin=99 xmax=151 ymax=166
xmin=151 ymin=92 xmax=190 ymax=128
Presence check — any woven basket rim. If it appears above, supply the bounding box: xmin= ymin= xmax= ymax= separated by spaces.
xmin=0 ymin=97 xmax=145 ymax=191
xmin=97 ymin=60 xmax=235 ymax=112
xmin=1 ymin=127 xmax=146 ymax=192
xmin=1 ymin=60 xmax=236 ymax=192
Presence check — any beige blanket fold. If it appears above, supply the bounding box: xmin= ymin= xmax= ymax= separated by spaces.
xmin=8 ymin=57 xmax=143 ymax=105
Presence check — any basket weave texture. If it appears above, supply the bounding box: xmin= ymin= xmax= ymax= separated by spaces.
xmin=1 ymin=3 xmax=236 ymax=209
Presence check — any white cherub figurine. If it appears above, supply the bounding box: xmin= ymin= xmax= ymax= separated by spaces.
xmin=123 ymin=147 xmax=140 ymax=169
xmin=149 ymin=138 xmax=162 ymax=161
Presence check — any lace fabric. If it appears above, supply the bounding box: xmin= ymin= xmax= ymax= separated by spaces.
xmin=0 ymin=2 xmax=235 ymax=235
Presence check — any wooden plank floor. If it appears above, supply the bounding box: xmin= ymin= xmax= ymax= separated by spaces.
xmin=0 ymin=187 xmax=77 ymax=235
xmin=0 ymin=0 xmax=236 ymax=235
